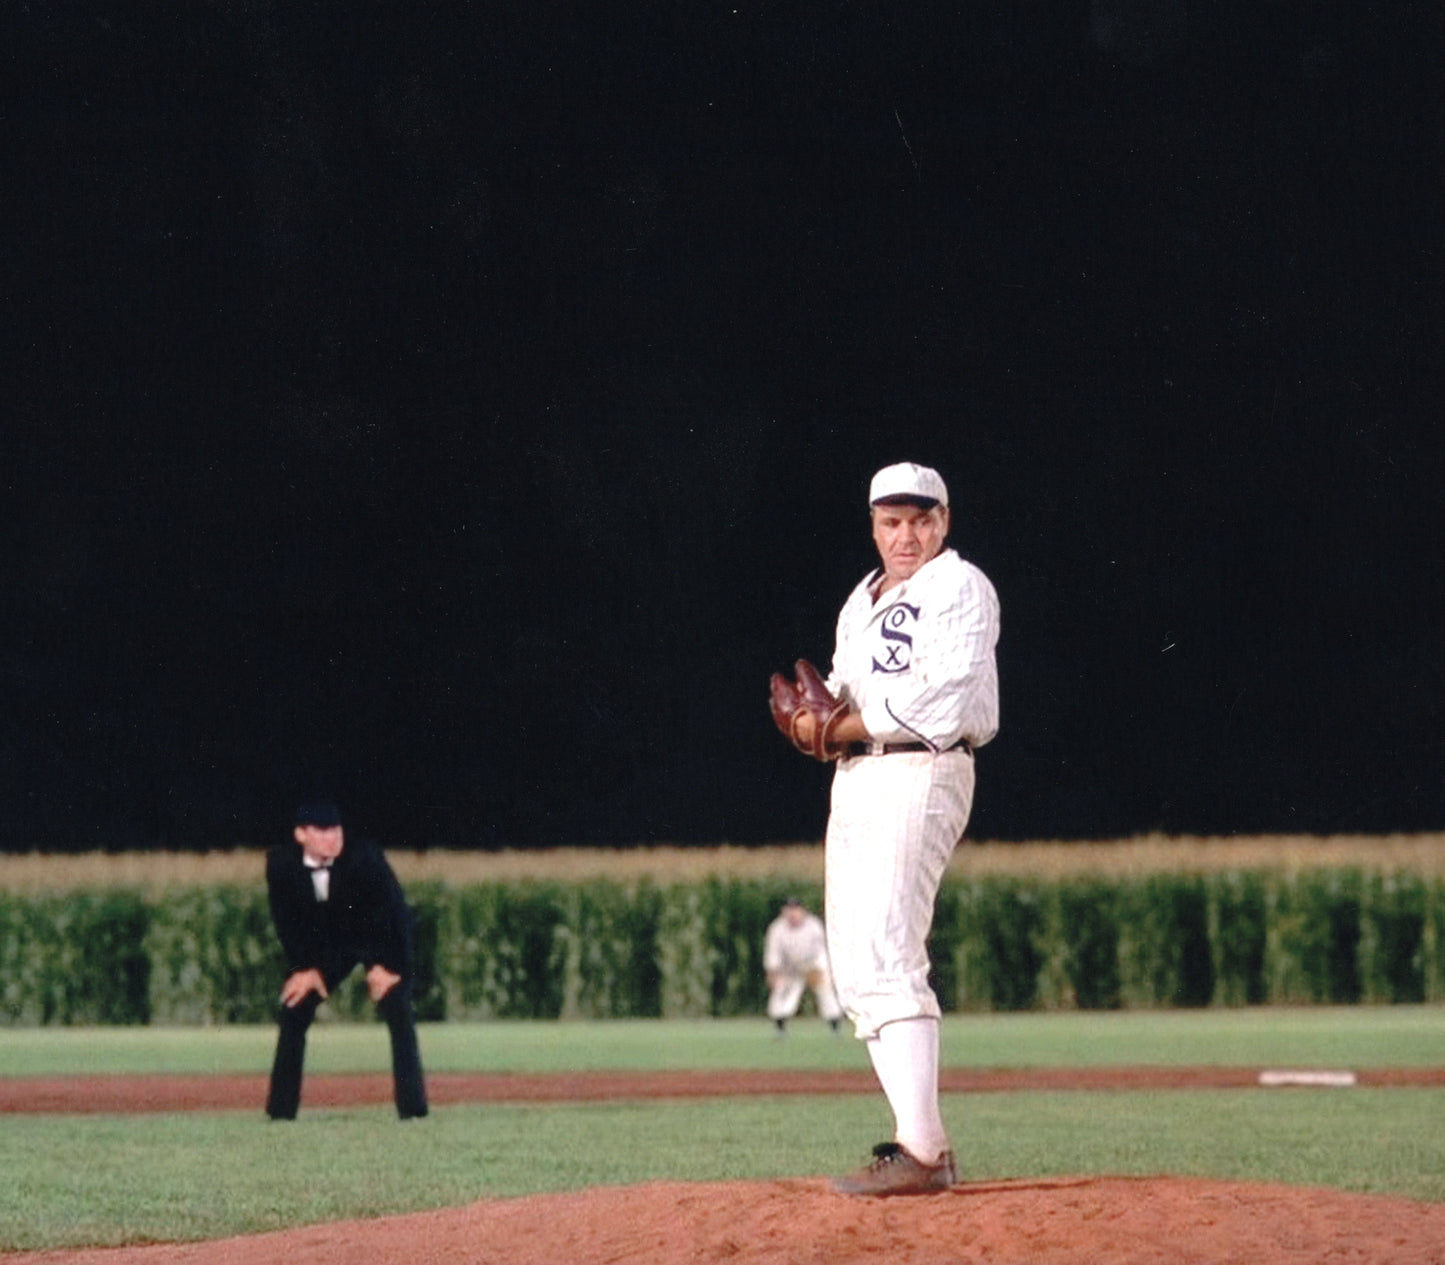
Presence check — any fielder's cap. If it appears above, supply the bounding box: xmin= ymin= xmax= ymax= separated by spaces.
xmin=869 ymin=462 xmax=948 ymax=508
xmin=295 ymin=799 xmax=342 ymax=829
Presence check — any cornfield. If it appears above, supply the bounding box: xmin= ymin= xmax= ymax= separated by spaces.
xmin=2 ymin=836 xmax=1444 ymax=1025
xmin=6 ymin=834 xmax=1445 ymax=893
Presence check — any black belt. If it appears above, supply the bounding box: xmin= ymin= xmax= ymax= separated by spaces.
xmin=844 ymin=739 xmax=973 ymax=758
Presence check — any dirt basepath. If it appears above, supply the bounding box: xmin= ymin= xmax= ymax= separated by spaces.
xmin=8 ymin=1070 xmax=1445 ymax=1264
xmin=4 ymin=1065 xmax=1445 ymax=1113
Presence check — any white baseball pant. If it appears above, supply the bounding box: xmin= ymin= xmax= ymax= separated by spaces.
xmin=823 ymin=748 xmax=975 ymax=1040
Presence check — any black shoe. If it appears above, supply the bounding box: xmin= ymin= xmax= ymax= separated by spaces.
xmin=833 ymin=1143 xmax=957 ymax=1196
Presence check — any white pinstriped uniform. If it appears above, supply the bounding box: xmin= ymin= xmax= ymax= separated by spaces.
xmin=823 ymin=547 xmax=1000 ymax=1039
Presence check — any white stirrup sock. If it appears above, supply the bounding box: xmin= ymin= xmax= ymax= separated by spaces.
xmin=866 ymin=1017 xmax=949 ymax=1165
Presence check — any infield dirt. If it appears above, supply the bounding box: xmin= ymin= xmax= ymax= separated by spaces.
xmin=9 ymin=1174 xmax=1445 ymax=1265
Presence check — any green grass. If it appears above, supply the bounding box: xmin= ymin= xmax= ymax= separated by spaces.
xmin=3 ymin=1009 xmax=1445 ymax=1250
xmin=7 ymin=1091 xmax=1445 ymax=1250
xmin=4 ymin=1006 xmax=1444 ymax=1076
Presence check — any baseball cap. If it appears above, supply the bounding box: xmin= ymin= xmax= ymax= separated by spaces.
xmin=868 ymin=462 xmax=948 ymax=508
xmin=295 ymin=799 xmax=342 ymax=829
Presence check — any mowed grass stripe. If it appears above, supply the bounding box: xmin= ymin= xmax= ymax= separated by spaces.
xmin=4 ymin=1009 xmax=1445 ymax=1078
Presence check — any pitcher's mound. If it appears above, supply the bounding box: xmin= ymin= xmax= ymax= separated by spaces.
xmin=15 ymin=1175 xmax=1445 ymax=1265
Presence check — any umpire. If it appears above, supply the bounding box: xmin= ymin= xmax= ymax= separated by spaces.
xmin=265 ymin=799 xmax=428 ymax=1120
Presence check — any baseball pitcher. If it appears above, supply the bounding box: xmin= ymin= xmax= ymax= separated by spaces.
xmin=769 ymin=461 xmax=1000 ymax=1196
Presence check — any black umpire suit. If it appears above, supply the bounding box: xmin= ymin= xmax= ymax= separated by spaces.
xmin=265 ymin=807 xmax=428 ymax=1120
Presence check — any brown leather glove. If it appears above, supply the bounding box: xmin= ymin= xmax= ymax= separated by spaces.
xmin=769 ymin=659 xmax=850 ymax=761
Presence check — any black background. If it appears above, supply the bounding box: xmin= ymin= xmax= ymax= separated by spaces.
xmin=5 ymin=2 xmax=1442 ymax=851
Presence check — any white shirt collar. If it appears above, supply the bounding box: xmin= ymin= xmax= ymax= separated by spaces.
xmin=306 ymin=860 xmax=332 ymax=901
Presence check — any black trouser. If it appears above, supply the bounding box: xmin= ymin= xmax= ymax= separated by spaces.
xmin=266 ymin=957 xmax=428 ymax=1120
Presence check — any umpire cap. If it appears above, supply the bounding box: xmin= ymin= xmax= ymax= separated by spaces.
xmin=295 ymin=799 xmax=343 ymax=828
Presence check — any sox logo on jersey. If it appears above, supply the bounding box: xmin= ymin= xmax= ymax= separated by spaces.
xmin=872 ymin=602 xmax=919 ymax=674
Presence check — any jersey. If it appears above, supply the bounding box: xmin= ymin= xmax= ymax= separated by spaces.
xmin=825 ymin=547 xmax=999 ymax=751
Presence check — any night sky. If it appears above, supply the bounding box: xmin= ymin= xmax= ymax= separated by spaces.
xmin=5 ymin=3 xmax=1442 ymax=851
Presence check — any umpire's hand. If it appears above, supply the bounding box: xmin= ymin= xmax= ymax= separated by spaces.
xmin=280 ymin=969 xmax=328 ymax=1008
xmin=366 ymin=964 xmax=402 ymax=1002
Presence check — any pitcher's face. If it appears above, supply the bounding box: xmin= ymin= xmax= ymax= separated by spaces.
xmin=871 ymin=502 xmax=949 ymax=586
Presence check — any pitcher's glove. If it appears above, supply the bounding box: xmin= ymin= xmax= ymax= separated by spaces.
xmin=769 ymin=659 xmax=850 ymax=761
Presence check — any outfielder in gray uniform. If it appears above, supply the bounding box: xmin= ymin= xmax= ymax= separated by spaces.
xmin=768 ymin=461 xmax=1000 ymax=1196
